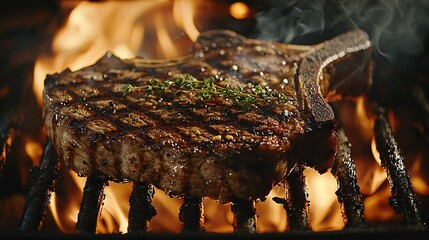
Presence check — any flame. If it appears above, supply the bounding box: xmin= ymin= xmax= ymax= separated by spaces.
xmin=255 ymin=186 xmax=287 ymax=232
xmin=229 ymin=2 xmax=250 ymax=20
xmin=20 ymin=138 xmax=43 ymax=189
xmin=154 ymin=12 xmax=179 ymax=58
xmin=305 ymin=169 xmax=343 ymax=231
xmin=410 ymin=154 xmax=429 ymax=195
xmin=173 ymin=0 xmax=199 ymax=41
xmin=24 ymin=139 xmax=43 ymax=166
xmin=355 ymin=96 xmax=374 ymax=138
xmin=364 ymin=185 xmax=399 ymax=222
xmin=49 ymin=169 xmax=83 ymax=233
xmin=33 ymin=0 xmax=201 ymax=106
xmin=98 ymin=182 xmax=132 ymax=233
xmin=50 ymin=191 xmax=79 ymax=232
xmin=370 ymin=137 xmax=382 ymax=166
xmin=1 ymin=135 xmax=12 ymax=165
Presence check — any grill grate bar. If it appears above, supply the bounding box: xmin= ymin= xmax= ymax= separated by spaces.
xmin=127 ymin=182 xmax=157 ymax=233
xmin=373 ymin=104 xmax=424 ymax=226
xmin=274 ymin=165 xmax=310 ymax=231
xmin=19 ymin=141 xmax=59 ymax=231
xmin=179 ymin=196 xmax=205 ymax=232
xmin=332 ymin=128 xmax=365 ymax=228
xmin=231 ymin=199 xmax=256 ymax=233
xmin=75 ymin=173 xmax=108 ymax=233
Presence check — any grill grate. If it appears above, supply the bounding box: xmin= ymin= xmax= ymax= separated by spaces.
xmin=15 ymin=103 xmax=426 ymax=234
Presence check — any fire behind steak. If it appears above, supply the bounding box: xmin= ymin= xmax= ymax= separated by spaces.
xmin=43 ymin=29 xmax=371 ymax=203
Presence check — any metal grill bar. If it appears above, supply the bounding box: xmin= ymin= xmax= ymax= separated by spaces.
xmin=332 ymin=128 xmax=365 ymax=228
xmin=179 ymin=196 xmax=204 ymax=232
xmin=274 ymin=165 xmax=310 ymax=231
xmin=18 ymin=141 xmax=59 ymax=231
xmin=231 ymin=199 xmax=256 ymax=233
xmin=75 ymin=174 xmax=107 ymax=233
xmin=373 ymin=104 xmax=424 ymax=226
xmin=127 ymin=182 xmax=157 ymax=233
xmin=19 ymin=142 xmax=59 ymax=231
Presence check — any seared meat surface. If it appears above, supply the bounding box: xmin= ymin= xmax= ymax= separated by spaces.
xmin=43 ymin=29 xmax=371 ymax=203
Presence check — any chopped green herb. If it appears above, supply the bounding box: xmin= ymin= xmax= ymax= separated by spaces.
xmin=120 ymin=84 xmax=135 ymax=95
xmin=122 ymin=74 xmax=292 ymax=109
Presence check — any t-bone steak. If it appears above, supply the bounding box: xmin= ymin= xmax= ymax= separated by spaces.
xmin=43 ymin=29 xmax=371 ymax=203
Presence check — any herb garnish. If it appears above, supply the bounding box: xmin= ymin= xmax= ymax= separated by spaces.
xmin=122 ymin=74 xmax=291 ymax=109
xmin=120 ymin=84 xmax=135 ymax=95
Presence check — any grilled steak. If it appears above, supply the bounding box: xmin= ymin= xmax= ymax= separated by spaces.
xmin=43 ymin=29 xmax=371 ymax=203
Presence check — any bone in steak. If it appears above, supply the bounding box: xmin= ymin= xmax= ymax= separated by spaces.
xmin=43 ymin=29 xmax=371 ymax=203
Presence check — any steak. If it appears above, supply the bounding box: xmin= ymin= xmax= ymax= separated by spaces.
xmin=43 ymin=29 xmax=371 ymax=203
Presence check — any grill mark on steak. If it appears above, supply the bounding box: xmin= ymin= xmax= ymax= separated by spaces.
xmin=43 ymin=29 xmax=371 ymax=203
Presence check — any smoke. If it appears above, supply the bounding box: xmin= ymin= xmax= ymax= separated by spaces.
xmin=251 ymin=0 xmax=429 ymax=65
xmin=251 ymin=0 xmax=326 ymax=43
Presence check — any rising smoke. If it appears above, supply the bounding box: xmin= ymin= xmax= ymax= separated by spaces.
xmin=251 ymin=0 xmax=429 ymax=66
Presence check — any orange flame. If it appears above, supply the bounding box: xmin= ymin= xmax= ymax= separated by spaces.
xmin=173 ymin=0 xmax=200 ymax=41
xmin=24 ymin=139 xmax=43 ymax=166
xmin=33 ymin=0 xmax=200 ymax=106
xmin=229 ymin=2 xmax=251 ymax=20
xmin=49 ymin=169 xmax=83 ymax=233
xmin=305 ymin=169 xmax=343 ymax=231
xmin=370 ymin=137 xmax=382 ymax=166
xmin=410 ymin=154 xmax=429 ymax=195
